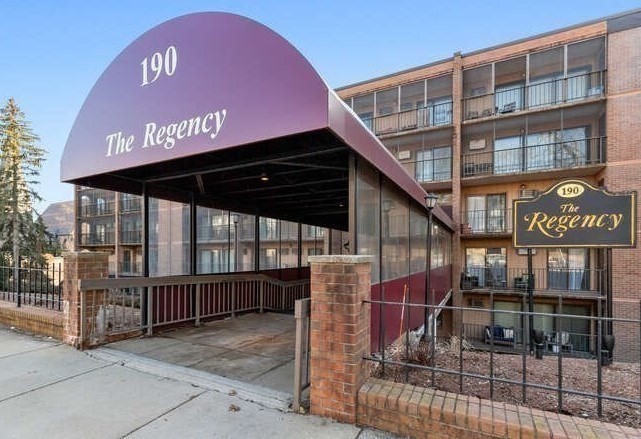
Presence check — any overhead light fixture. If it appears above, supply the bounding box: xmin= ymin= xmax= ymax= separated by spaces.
xmin=260 ymin=172 xmax=269 ymax=182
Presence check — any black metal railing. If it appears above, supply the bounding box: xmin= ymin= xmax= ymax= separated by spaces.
xmin=361 ymin=101 xmax=453 ymax=135
xmin=461 ymin=266 xmax=604 ymax=294
xmin=0 ymin=262 xmax=63 ymax=310
xmin=365 ymin=290 xmax=640 ymax=426
xmin=398 ymin=155 xmax=452 ymax=183
xmin=120 ymin=230 xmax=142 ymax=244
xmin=461 ymin=208 xmax=512 ymax=235
xmin=462 ymin=136 xmax=606 ymax=178
xmin=79 ymin=202 xmax=115 ymax=217
xmin=79 ymin=232 xmax=115 ymax=246
xmin=118 ymin=261 xmax=142 ymax=276
xmin=463 ymin=70 xmax=606 ymax=120
xmin=120 ymin=198 xmax=141 ymax=212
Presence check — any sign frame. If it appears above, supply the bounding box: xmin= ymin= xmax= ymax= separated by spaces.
xmin=513 ymin=180 xmax=637 ymax=249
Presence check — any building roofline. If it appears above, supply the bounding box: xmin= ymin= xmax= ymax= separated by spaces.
xmin=336 ymin=7 xmax=641 ymax=93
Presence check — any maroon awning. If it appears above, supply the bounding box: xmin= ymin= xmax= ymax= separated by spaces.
xmin=61 ymin=12 xmax=452 ymax=231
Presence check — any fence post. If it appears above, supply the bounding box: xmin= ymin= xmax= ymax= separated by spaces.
xmin=146 ymin=287 xmax=153 ymax=336
xmin=195 ymin=283 xmax=201 ymax=327
xmin=259 ymin=281 xmax=264 ymax=313
xmin=293 ymin=298 xmax=310 ymax=413
xmin=231 ymin=281 xmax=236 ymax=319
xmin=62 ymin=251 xmax=109 ymax=349
xmin=308 ymin=255 xmax=371 ymax=424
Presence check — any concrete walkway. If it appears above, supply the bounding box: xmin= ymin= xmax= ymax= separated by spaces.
xmin=0 ymin=325 xmax=395 ymax=439
xmin=108 ymin=312 xmax=296 ymax=394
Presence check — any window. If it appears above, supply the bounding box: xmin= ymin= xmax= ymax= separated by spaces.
xmin=526 ymin=127 xmax=588 ymax=171
xmin=466 ymin=194 xmax=506 ymax=233
xmin=547 ymin=248 xmax=588 ymax=290
xmin=465 ymin=248 xmax=506 ymax=288
xmin=427 ymin=96 xmax=453 ymax=126
xmin=260 ymin=248 xmax=278 ymax=270
xmin=493 ymin=136 xmax=522 ymax=174
xmin=416 ymin=146 xmax=451 ymax=182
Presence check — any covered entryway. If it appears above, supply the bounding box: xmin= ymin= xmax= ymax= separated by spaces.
xmin=61 ymin=12 xmax=453 ymax=400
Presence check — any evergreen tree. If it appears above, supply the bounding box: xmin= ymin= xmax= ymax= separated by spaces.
xmin=0 ymin=98 xmax=46 ymax=276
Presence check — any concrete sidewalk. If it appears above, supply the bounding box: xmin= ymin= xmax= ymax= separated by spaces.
xmin=0 ymin=325 xmax=394 ymax=439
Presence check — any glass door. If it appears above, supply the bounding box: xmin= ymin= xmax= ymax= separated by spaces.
xmin=486 ymin=194 xmax=506 ymax=233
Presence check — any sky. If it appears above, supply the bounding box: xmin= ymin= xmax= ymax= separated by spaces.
xmin=1 ymin=0 xmax=639 ymax=213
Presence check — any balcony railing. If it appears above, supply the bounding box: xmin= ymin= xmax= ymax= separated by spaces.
xmin=120 ymin=198 xmax=141 ymax=212
xmin=120 ymin=230 xmax=142 ymax=244
xmin=79 ymin=202 xmax=115 ymax=217
xmin=402 ymin=156 xmax=452 ymax=183
xmin=79 ymin=232 xmax=115 ymax=246
xmin=462 ymin=136 xmax=605 ymax=178
xmin=461 ymin=208 xmax=512 ymax=235
xmin=362 ymin=101 xmax=453 ymax=135
xmin=461 ymin=266 xmax=604 ymax=294
xmin=118 ymin=261 xmax=142 ymax=276
xmin=463 ymin=71 xmax=606 ymax=121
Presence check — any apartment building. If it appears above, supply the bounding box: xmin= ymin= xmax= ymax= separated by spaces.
xmin=336 ymin=9 xmax=641 ymax=357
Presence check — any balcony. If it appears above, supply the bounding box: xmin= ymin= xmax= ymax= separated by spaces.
xmin=79 ymin=202 xmax=115 ymax=217
xmin=120 ymin=230 xmax=142 ymax=245
xmin=120 ymin=198 xmax=141 ymax=213
xmin=461 ymin=208 xmax=512 ymax=236
xmin=463 ymin=71 xmax=606 ymax=121
xmin=362 ymin=101 xmax=453 ymax=136
xmin=118 ymin=261 xmax=142 ymax=276
xmin=79 ymin=232 xmax=115 ymax=246
xmin=461 ymin=266 xmax=604 ymax=296
xmin=462 ymin=136 xmax=605 ymax=179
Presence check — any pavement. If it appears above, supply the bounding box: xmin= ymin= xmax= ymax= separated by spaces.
xmin=0 ymin=324 xmax=398 ymax=439
xmin=108 ymin=312 xmax=297 ymax=394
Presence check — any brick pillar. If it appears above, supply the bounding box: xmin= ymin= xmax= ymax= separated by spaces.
xmin=62 ymin=251 xmax=109 ymax=349
xmin=450 ymin=52 xmax=464 ymax=335
xmin=308 ymin=255 xmax=371 ymax=424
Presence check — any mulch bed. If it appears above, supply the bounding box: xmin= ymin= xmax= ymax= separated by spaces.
xmin=374 ymin=338 xmax=641 ymax=428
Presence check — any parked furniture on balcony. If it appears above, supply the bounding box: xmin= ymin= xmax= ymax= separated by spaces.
xmin=499 ymin=101 xmax=517 ymax=113
xmin=514 ymin=273 xmax=534 ymax=290
xmin=484 ymin=325 xmax=516 ymax=347
xmin=460 ymin=273 xmax=479 ymax=290
xmin=545 ymin=331 xmax=574 ymax=353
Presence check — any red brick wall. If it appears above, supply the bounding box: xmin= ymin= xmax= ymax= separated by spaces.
xmin=308 ymin=255 xmax=371 ymax=423
xmin=62 ymin=251 xmax=109 ymax=348
xmin=0 ymin=303 xmax=63 ymax=339
xmin=358 ymin=377 xmax=641 ymax=438
xmin=606 ymin=25 xmax=641 ymax=361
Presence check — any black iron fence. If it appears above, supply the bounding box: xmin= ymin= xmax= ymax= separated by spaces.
xmin=0 ymin=262 xmax=63 ymax=310
xmin=461 ymin=209 xmax=512 ymax=235
xmin=364 ymin=290 xmax=641 ymax=426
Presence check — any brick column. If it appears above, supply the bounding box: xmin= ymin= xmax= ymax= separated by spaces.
xmin=62 ymin=251 xmax=109 ymax=348
xmin=308 ymin=255 xmax=371 ymax=424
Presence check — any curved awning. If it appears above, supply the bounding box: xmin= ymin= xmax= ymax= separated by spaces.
xmin=62 ymin=12 xmax=453 ymax=231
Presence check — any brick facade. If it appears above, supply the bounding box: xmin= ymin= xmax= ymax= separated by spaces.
xmin=62 ymin=251 xmax=109 ymax=348
xmin=358 ymin=377 xmax=641 ymax=438
xmin=308 ymin=255 xmax=371 ymax=423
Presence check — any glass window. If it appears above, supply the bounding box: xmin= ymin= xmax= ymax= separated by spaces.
xmin=149 ymin=198 xmax=190 ymax=276
xmin=547 ymin=248 xmax=588 ymax=290
xmin=465 ymin=248 xmax=506 ymax=287
xmin=494 ymin=136 xmax=522 ymax=174
xmin=356 ymin=161 xmax=380 ymax=283
xmin=416 ymin=146 xmax=451 ymax=182
xmin=528 ymin=47 xmax=564 ymax=108
xmin=353 ymin=93 xmax=374 ymax=130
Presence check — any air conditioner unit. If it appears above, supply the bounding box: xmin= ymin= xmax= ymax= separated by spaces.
xmin=397 ymin=150 xmax=411 ymax=160
xmin=469 ymin=139 xmax=486 ymax=150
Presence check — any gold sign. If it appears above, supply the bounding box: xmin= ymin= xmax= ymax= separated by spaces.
xmin=513 ymin=180 xmax=637 ymax=248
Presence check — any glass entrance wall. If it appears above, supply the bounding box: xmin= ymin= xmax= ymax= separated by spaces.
xmin=149 ymin=198 xmax=191 ymax=276
xmin=355 ymin=157 xmax=454 ymax=351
